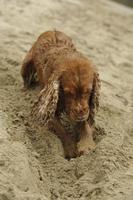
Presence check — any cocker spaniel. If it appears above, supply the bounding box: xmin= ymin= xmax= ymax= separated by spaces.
xmin=21 ymin=30 xmax=100 ymax=159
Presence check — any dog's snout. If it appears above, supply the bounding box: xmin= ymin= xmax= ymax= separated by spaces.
xmin=73 ymin=107 xmax=82 ymax=115
xmin=73 ymin=105 xmax=88 ymax=116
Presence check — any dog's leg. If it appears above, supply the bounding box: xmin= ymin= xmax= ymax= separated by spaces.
xmin=50 ymin=118 xmax=78 ymax=159
xmin=77 ymin=121 xmax=96 ymax=155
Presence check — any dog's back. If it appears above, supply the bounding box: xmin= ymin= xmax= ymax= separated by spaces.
xmin=21 ymin=31 xmax=76 ymax=87
xmin=37 ymin=30 xmax=75 ymax=49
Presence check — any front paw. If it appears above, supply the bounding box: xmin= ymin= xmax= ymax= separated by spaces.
xmin=63 ymin=141 xmax=78 ymax=160
xmin=77 ymin=138 xmax=96 ymax=156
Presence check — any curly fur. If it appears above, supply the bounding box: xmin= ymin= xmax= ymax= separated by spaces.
xmin=31 ymin=77 xmax=59 ymax=126
xmin=21 ymin=30 xmax=100 ymax=158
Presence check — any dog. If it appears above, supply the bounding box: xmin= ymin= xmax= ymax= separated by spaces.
xmin=21 ymin=30 xmax=100 ymax=159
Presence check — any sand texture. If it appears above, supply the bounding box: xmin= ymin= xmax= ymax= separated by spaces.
xmin=0 ymin=0 xmax=133 ymax=199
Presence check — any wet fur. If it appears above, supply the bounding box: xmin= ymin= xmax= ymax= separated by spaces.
xmin=21 ymin=30 xmax=100 ymax=159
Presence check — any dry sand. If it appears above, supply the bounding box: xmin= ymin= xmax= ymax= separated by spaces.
xmin=0 ymin=0 xmax=133 ymax=199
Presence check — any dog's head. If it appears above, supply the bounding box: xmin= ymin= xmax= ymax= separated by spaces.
xmin=33 ymin=56 xmax=100 ymax=126
xmin=60 ymin=62 xmax=92 ymax=122
xmin=58 ymin=56 xmax=100 ymax=125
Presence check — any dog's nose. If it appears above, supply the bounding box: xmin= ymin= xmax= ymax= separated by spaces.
xmin=73 ymin=107 xmax=82 ymax=115
xmin=76 ymin=113 xmax=88 ymax=121
xmin=73 ymin=107 xmax=89 ymax=119
xmin=76 ymin=109 xmax=83 ymax=115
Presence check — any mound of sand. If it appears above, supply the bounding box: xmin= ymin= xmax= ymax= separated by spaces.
xmin=0 ymin=0 xmax=133 ymax=199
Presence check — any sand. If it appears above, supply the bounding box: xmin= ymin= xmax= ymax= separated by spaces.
xmin=0 ymin=0 xmax=133 ymax=199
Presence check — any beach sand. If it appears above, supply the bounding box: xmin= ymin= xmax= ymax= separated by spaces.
xmin=0 ymin=0 xmax=133 ymax=199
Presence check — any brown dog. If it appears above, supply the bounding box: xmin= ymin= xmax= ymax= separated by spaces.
xmin=21 ymin=30 xmax=100 ymax=159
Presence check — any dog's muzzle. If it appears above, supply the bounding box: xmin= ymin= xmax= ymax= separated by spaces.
xmin=75 ymin=112 xmax=89 ymax=122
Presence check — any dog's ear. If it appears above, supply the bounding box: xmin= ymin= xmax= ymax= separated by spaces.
xmin=55 ymin=84 xmax=65 ymax=116
xmin=88 ymin=72 xmax=101 ymax=125
xmin=31 ymin=73 xmax=60 ymax=127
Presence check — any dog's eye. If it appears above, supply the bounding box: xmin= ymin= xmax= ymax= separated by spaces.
xmin=64 ymin=88 xmax=75 ymax=96
xmin=65 ymin=91 xmax=74 ymax=96
xmin=64 ymin=90 xmax=73 ymax=96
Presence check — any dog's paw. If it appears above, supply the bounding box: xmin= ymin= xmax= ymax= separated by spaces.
xmin=77 ymin=139 xmax=96 ymax=156
xmin=64 ymin=141 xmax=78 ymax=160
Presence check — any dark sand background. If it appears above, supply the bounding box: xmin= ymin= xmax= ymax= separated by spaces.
xmin=0 ymin=0 xmax=133 ymax=199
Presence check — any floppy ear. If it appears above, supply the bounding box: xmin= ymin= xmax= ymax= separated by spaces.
xmin=55 ymin=84 xmax=65 ymax=116
xmin=31 ymin=73 xmax=60 ymax=127
xmin=88 ymin=72 xmax=101 ymax=126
